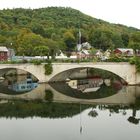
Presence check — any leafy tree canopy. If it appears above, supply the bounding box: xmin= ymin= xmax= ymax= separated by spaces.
xmin=0 ymin=7 xmax=139 ymax=56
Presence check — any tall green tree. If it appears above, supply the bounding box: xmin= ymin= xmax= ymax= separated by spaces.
xmin=121 ymin=33 xmax=129 ymax=47
xmin=33 ymin=45 xmax=49 ymax=56
xmin=45 ymin=39 xmax=58 ymax=59
xmin=30 ymin=23 xmax=45 ymax=37
xmin=63 ymin=31 xmax=76 ymax=51
xmin=129 ymin=32 xmax=140 ymax=54
xmin=15 ymin=29 xmax=45 ymax=56
xmin=89 ymin=29 xmax=114 ymax=51
xmin=112 ymin=33 xmax=124 ymax=49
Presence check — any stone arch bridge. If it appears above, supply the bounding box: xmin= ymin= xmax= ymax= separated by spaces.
xmin=0 ymin=62 xmax=139 ymax=85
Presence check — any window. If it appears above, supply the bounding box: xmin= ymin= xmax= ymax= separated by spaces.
xmin=1 ymin=52 xmax=4 ymax=56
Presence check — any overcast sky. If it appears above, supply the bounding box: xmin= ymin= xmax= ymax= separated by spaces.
xmin=0 ymin=0 xmax=140 ymax=29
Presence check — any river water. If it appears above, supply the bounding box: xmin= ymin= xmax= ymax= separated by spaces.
xmin=0 ymin=73 xmax=140 ymax=140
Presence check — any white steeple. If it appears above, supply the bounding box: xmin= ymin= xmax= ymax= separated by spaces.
xmin=77 ymin=29 xmax=82 ymax=51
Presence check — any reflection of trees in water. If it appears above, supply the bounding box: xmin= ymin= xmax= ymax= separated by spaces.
xmin=88 ymin=68 xmax=127 ymax=85
xmin=127 ymin=108 xmax=140 ymax=124
xmin=4 ymin=73 xmax=38 ymax=83
xmin=88 ymin=108 xmax=98 ymax=117
xmin=127 ymin=100 xmax=140 ymax=125
xmin=98 ymin=104 xmax=129 ymax=115
xmin=89 ymin=102 xmax=140 ymax=125
xmin=0 ymin=101 xmax=90 ymax=119
xmin=1 ymin=99 xmax=140 ymax=126
xmin=0 ymin=84 xmax=17 ymax=94
xmin=128 ymin=116 xmax=140 ymax=124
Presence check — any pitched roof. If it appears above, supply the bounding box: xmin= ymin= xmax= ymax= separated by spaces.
xmin=0 ymin=46 xmax=8 ymax=52
xmin=82 ymin=49 xmax=89 ymax=55
xmin=116 ymin=48 xmax=134 ymax=53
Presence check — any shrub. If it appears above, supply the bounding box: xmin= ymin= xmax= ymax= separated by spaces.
xmin=106 ymin=56 xmax=129 ymax=62
xmin=30 ymin=59 xmax=42 ymax=65
xmin=44 ymin=62 xmax=53 ymax=75
xmin=129 ymin=57 xmax=136 ymax=65
xmin=22 ymin=59 xmax=28 ymax=63
xmin=45 ymin=90 xmax=53 ymax=102
xmin=129 ymin=56 xmax=140 ymax=72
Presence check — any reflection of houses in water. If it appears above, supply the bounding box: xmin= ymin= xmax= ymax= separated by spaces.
xmin=67 ymin=77 xmax=103 ymax=93
xmin=0 ymin=77 xmax=4 ymax=82
xmin=8 ymin=75 xmax=38 ymax=92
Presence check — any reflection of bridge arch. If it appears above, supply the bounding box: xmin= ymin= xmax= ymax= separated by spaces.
xmin=0 ymin=62 xmax=138 ymax=85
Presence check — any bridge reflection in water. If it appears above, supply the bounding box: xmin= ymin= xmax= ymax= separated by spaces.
xmin=0 ymin=68 xmax=139 ymax=105
xmin=0 ymin=80 xmax=140 ymax=106
xmin=0 ymin=73 xmax=140 ymax=140
xmin=0 ymin=74 xmax=38 ymax=94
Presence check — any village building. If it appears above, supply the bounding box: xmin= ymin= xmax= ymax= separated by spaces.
xmin=0 ymin=46 xmax=8 ymax=61
xmin=67 ymin=77 xmax=103 ymax=93
xmin=81 ymin=42 xmax=92 ymax=50
xmin=95 ymin=50 xmax=103 ymax=59
xmin=77 ymin=49 xmax=91 ymax=59
xmin=114 ymin=48 xmax=134 ymax=57
xmin=55 ymin=50 xmax=68 ymax=59
xmin=104 ymin=49 xmax=111 ymax=60
xmin=8 ymin=48 xmax=15 ymax=61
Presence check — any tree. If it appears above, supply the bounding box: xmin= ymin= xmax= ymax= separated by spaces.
xmin=57 ymin=40 xmax=67 ymax=51
xmin=88 ymin=108 xmax=98 ymax=117
xmin=89 ymin=29 xmax=114 ymax=51
xmin=45 ymin=39 xmax=58 ymax=59
xmin=0 ymin=7 xmax=139 ymax=56
xmin=130 ymin=32 xmax=140 ymax=42
xmin=0 ymin=21 xmax=9 ymax=30
xmin=129 ymin=42 xmax=140 ymax=54
xmin=63 ymin=31 xmax=76 ymax=51
xmin=30 ymin=23 xmax=45 ymax=37
xmin=0 ymin=35 xmax=7 ymax=45
xmin=15 ymin=29 xmax=46 ymax=56
xmin=112 ymin=33 xmax=124 ymax=49
xmin=121 ymin=33 xmax=129 ymax=47
xmin=33 ymin=45 xmax=49 ymax=57
xmin=129 ymin=32 xmax=140 ymax=54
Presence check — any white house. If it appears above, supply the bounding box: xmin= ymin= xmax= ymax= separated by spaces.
xmin=81 ymin=42 xmax=92 ymax=50
xmin=114 ymin=48 xmax=134 ymax=56
xmin=56 ymin=50 xmax=68 ymax=59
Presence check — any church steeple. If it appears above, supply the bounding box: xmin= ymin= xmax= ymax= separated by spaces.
xmin=77 ymin=29 xmax=82 ymax=51
xmin=78 ymin=29 xmax=81 ymax=45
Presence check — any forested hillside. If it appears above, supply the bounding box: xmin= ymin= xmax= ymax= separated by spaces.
xmin=0 ymin=7 xmax=140 ymax=56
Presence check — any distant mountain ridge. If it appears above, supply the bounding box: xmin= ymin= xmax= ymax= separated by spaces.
xmin=0 ymin=7 xmax=139 ymax=31
xmin=0 ymin=7 xmax=140 ymax=55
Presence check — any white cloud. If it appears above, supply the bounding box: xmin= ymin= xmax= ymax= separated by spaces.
xmin=0 ymin=0 xmax=140 ymax=29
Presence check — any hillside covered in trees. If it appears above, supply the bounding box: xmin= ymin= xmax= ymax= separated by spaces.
xmin=0 ymin=7 xmax=140 ymax=56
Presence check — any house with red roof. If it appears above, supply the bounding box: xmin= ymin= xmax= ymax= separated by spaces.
xmin=0 ymin=46 xmax=8 ymax=61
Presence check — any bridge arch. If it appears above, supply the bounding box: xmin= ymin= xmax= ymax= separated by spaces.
xmin=0 ymin=64 xmax=46 ymax=83
xmin=0 ymin=67 xmax=39 ymax=81
xmin=49 ymin=66 xmax=126 ymax=82
xmin=50 ymin=63 xmax=136 ymax=85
